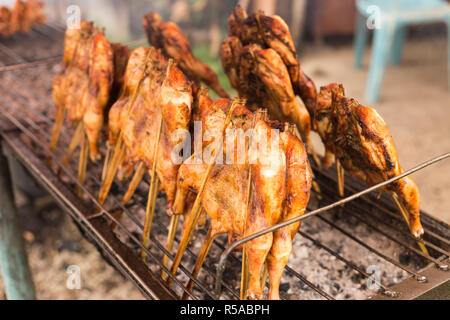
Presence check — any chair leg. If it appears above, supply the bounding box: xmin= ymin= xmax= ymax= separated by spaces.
xmin=391 ymin=26 xmax=407 ymax=65
xmin=0 ymin=143 xmax=35 ymax=300
xmin=446 ymin=18 xmax=450 ymax=90
xmin=365 ymin=21 xmax=397 ymax=103
xmin=354 ymin=14 xmax=369 ymax=69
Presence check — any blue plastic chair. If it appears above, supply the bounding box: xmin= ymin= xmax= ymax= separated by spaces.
xmin=354 ymin=0 xmax=450 ymax=103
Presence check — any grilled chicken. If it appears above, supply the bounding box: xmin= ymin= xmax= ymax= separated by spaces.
xmin=143 ymin=12 xmax=229 ymax=98
xmin=109 ymin=47 xmax=193 ymax=212
xmin=83 ymin=33 xmax=114 ymax=161
xmin=316 ymin=84 xmax=423 ymax=238
xmin=265 ymin=123 xmax=312 ymax=300
xmin=173 ymin=98 xmax=311 ymax=300
xmin=52 ymin=21 xmax=117 ymax=162
xmin=0 ymin=0 xmax=46 ymax=36
xmin=221 ymin=38 xmax=313 ymax=153
xmin=227 ymin=5 xmax=317 ymax=116
xmin=221 ymin=7 xmax=315 ymax=153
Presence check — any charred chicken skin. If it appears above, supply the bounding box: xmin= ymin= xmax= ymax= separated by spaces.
xmin=143 ymin=12 xmax=229 ymax=98
xmin=172 ymin=97 xmax=312 ymax=300
xmin=221 ymin=7 xmax=315 ymax=154
xmin=315 ymin=84 xmax=423 ymax=238
xmin=108 ymin=47 xmax=193 ymax=212
xmin=226 ymin=5 xmax=317 ymax=116
xmin=0 ymin=0 xmax=46 ymax=36
xmin=52 ymin=21 xmax=116 ymax=162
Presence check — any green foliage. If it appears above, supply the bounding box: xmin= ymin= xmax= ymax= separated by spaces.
xmin=192 ymin=43 xmax=237 ymax=98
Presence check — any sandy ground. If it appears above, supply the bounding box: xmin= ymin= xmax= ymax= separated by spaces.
xmin=0 ymin=36 xmax=449 ymax=300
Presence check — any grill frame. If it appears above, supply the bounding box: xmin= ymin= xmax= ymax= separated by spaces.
xmin=0 ymin=24 xmax=449 ymax=300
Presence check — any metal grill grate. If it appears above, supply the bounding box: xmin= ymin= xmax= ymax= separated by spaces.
xmin=0 ymin=25 xmax=448 ymax=300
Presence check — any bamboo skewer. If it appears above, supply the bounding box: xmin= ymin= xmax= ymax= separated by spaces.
xmin=336 ymin=159 xmax=345 ymax=197
xmin=161 ymin=214 xmax=181 ymax=280
xmin=98 ymin=49 xmax=153 ymax=205
xmin=101 ymin=145 xmax=112 ymax=183
xmin=182 ymin=226 xmax=217 ymax=300
xmin=141 ymin=115 xmax=164 ymax=261
xmin=110 ymin=162 xmax=147 ymax=229
xmin=47 ymin=106 xmax=66 ymax=165
xmin=392 ymin=194 xmax=430 ymax=256
xmin=167 ymin=99 xmax=239 ymax=287
xmin=56 ymin=121 xmax=84 ymax=177
xmin=98 ymin=139 xmax=126 ymax=205
xmin=77 ymin=131 xmax=89 ymax=197
xmin=62 ymin=121 xmax=84 ymax=167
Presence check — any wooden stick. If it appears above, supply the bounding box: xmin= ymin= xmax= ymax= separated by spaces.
xmin=62 ymin=121 xmax=84 ymax=167
xmin=122 ymin=162 xmax=147 ymax=205
xmin=98 ymin=139 xmax=126 ymax=205
xmin=47 ymin=106 xmax=67 ymax=165
xmin=110 ymin=162 xmax=147 ymax=229
xmin=336 ymin=159 xmax=345 ymax=197
xmin=240 ymin=249 xmax=250 ymax=300
xmin=141 ymin=177 xmax=160 ymax=260
xmin=76 ymin=131 xmax=89 ymax=197
xmin=98 ymin=49 xmax=153 ymax=205
xmin=392 ymin=194 xmax=430 ymax=256
xmin=161 ymin=214 xmax=181 ymax=280
xmin=101 ymin=145 xmax=112 ymax=183
xmin=167 ymin=99 xmax=240 ymax=286
xmin=56 ymin=121 xmax=84 ymax=176
xmin=239 ymin=110 xmax=261 ymax=300
xmin=182 ymin=226 xmax=217 ymax=300
xmin=141 ymin=115 xmax=164 ymax=261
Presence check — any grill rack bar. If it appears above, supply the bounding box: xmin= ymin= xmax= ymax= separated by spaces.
xmin=0 ymin=26 xmax=449 ymax=300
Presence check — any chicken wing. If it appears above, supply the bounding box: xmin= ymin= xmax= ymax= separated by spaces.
xmin=143 ymin=12 xmax=229 ymax=98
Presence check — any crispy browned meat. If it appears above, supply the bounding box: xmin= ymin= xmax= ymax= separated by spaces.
xmin=316 ymin=84 xmax=423 ymax=238
xmin=221 ymin=38 xmax=313 ymax=153
xmin=173 ymin=98 xmax=311 ymax=300
xmin=143 ymin=12 xmax=229 ymax=98
xmin=83 ymin=32 xmax=114 ymax=161
xmin=110 ymin=47 xmax=193 ymax=212
xmin=52 ymin=21 xmax=118 ymax=161
xmin=0 ymin=0 xmax=45 ymax=36
xmin=252 ymin=46 xmax=312 ymax=150
xmin=225 ymin=5 xmax=317 ymax=118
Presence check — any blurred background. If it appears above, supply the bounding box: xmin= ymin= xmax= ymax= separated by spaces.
xmin=0 ymin=0 xmax=449 ymax=299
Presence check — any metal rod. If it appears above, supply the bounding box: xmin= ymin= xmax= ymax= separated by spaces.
xmin=311 ymin=163 xmax=450 ymax=246
xmin=214 ymin=152 xmax=450 ymax=297
xmin=315 ymin=174 xmax=450 ymax=259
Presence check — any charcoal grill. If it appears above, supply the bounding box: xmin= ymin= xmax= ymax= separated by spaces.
xmin=0 ymin=24 xmax=448 ymax=300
